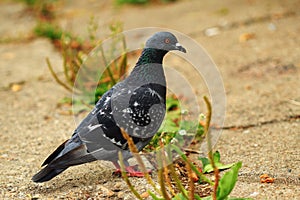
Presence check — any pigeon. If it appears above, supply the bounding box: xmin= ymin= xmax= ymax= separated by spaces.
xmin=32 ymin=31 xmax=186 ymax=183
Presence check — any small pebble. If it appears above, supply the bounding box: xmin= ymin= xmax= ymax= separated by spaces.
xmin=268 ymin=23 xmax=276 ymax=31
xmin=140 ymin=191 xmax=149 ymax=198
xmin=114 ymin=181 xmax=123 ymax=190
xmin=1 ymin=154 xmax=8 ymax=158
xmin=249 ymin=191 xmax=259 ymax=197
xmin=117 ymin=191 xmax=124 ymax=199
xmin=239 ymin=33 xmax=255 ymax=42
xmin=31 ymin=194 xmax=40 ymax=200
xmin=98 ymin=185 xmax=114 ymax=197
xmin=11 ymin=83 xmax=22 ymax=92
xmin=204 ymin=27 xmax=220 ymax=37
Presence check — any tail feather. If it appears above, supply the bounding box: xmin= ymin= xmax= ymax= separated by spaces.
xmin=32 ymin=166 xmax=67 ymax=183
xmin=42 ymin=140 xmax=68 ymax=166
xmin=32 ymin=143 xmax=96 ymax=182
xmin=47 ymin=144 xmax=96 ymax=168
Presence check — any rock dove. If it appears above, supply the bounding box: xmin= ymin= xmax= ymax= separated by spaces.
xmin=32 ymin=32 xmax=186 ymax=183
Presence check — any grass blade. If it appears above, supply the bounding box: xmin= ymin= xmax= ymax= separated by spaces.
xmin=120 ymin=128 xmax=161 ymax=194
xmin=118 ymin=151 xmax=143 ymax=200
xmin=46 ymin=57 xmax=74 ymax=93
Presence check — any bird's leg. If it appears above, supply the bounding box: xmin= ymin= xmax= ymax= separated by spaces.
xmin=112 ymin=162 xmax=122 ymax=175
xmin=112 ymin=161 xmax=152 ymax=177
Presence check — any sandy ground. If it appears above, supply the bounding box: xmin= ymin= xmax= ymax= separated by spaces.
xmin=0 ymin=0 xmax=299 ymax=199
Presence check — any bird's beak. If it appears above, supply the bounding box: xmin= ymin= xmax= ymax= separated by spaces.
xmin=175 ymin=42 xmax=187 ymax=53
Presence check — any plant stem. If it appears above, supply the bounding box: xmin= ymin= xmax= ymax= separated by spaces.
xmin=186 ymin=158 xmax=195 ymax=200
xmin=203 ymin=96 xmax=219 ymax=200
xmin=99 ymin=45 xmax=116 ymax=85
xmin=46 ymin=57 xmax=73 ymax=93
xmin=60 ymin=34 xmax=74 ymax=87
xmin=120 ymin=128 xmax=160 ymax=194
xmin=160 ymin=143 xmax=176 ymax=197
xmin=166 ymin=151 xmax=189 ymax=199
xmin=118 ymin=152 xmax=143 ymax=200
xmin=119 ymin=34 xmax=128 ymax=79
xmin=157 ymin=151 xmax=171 ymax=200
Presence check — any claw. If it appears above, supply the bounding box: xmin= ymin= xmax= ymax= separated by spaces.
xmin=125 ymin=166 xmax=152 ymax=177
xmin=112 ymin=162 xmax=151 ymax=177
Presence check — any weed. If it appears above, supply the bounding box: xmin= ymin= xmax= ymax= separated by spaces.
xmin=34 ymin=22 xmax=66 ymax=40
xmin=18 ymin=0 xmax=57 ymax=21
xmin=43 ymin=18 xmax=127 ymax=98
xmin=145 ymin=95 xmax=205 ymax=151
xmin=119 ymin=97 xmax=251 ymax=200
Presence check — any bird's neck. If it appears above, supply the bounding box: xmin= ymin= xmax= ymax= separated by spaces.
xmin=127 ymin=48 xmax=167 ymax=87
xmin=136 ymin=48 xmax=168 ymax=66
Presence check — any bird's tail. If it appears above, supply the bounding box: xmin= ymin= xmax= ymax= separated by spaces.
xmin=32 ymin=141 xmax=96 ymax=183
xmin=32 ymin=166 xmax=67 ymax=183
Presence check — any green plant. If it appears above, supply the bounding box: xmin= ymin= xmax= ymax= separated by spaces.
xmin=145 ymin=95 xmax=205 ymax=151
xmin=199 ymin=151 xmax=235 ymax=174
xmin=34 ymin=22 xmax=67 ymax=40
xmin=118 ymin=97 xmax=251 ymax=200
xmin=45 ymin=20 xmax=127 ymax=98
xmin=19 ymin=0 xmax=57 ymax=21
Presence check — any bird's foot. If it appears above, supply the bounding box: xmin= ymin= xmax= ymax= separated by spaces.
xmin=113 ymin=165 xmax=152 ymax=177
xmin=125 ymin=165 xmax=152 ymax=177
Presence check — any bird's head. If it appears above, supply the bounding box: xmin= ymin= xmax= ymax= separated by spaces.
xmin=145 ymin=32 xmax=186 ymax=53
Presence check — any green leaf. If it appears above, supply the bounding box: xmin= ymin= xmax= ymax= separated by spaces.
xmin=199 ymin=151 xmax=235 ymax=173
xmin=201 ymin=196 xmax=212 ymax=200
xmin=166 ymin=96 xmax=180 ymax=111
xmin=160 ymin=119 xmax=178 ymax=132
xmin=171 ymin=193 xmax=205 ymax=200
xmin=199 ymin=157 xmax=211 ymax=172
xmin=213 ymin=150 xmax=221 ymax=162
xmin=172 ymin=193 xmax=188 ymax=200
xmin=180 ymin=120 xmax=198 ymax=131
xmin=217 ymin=161 xmax=242 ymax=200
xmin=148 ymin=190 xmax=164 ymax=200
xmin=200 ymin=196 xmax=252 ymax=200
xmin=216 ymin=163 xmax=235 ymax=171
xmin=194 ymin=194 xmax=203 ymax=200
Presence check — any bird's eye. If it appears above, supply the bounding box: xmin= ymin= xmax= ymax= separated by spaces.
xmin=164 ymin=38 xmax=170 ymax=44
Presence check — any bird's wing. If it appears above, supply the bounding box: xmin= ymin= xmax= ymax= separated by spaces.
xmin=110 ymin=83 xmax=166 ymax=140
xmin=41 ymin=81 xmax=166 ymax=168
xmin=75 ymin=81 xmax=166 ymax=154
xmin=75 ymin=88 xmax=114 ymax=133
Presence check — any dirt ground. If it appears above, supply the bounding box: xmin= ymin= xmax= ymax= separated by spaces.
xmin=0 ymin=0 xmax=299 ymax=199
